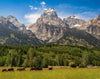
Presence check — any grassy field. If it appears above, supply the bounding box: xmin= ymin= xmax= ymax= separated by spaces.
xmin=0 ymin=69 xmax=100 ymax=79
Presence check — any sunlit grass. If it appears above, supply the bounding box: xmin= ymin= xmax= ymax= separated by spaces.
xmin=0 ymin=69 xmax=100 ymax=79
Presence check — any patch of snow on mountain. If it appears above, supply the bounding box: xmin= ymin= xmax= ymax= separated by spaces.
xmin=74 ymin=24 xmax=81 ymax=27
xmin=46 ymin=8 xmax=55 ymax=13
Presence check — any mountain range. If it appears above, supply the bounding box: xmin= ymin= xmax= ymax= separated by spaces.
xmin=0 ymin=8 xmax=100 ymax=48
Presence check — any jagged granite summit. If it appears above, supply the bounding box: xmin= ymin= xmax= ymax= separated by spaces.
xmin=28 ymin=8 xmax=68 ymax=42
xmin=86 ymin=15 xmax=100 ymax=39
xmin=0 ymin=15 xmax=26 ymax=31
xmin=0 ymin=16 xmax=18 ymax=30
xmin=64 ymin=15 xmax=100 ymax=39
xmin=0 ymin=8 xmax=100 ymax=48
xmin=63 ymin=15 xmax=87 ymax=29
xmin=7 ymin=15 xmax=26 ymax=31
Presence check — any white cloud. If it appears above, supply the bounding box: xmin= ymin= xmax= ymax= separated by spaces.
xmin=55 ymin=4 xmax=100 ymax=21
xmin=34 ymin=7 xmax=38 ymax=10
xmin=40 ymin=1 xmax=47 ymax=10
xmin=24 ymin=13 xmax=41 ymax=25
xmin=75 ymin=11 xmax=99 ymax=21
xmin=29 ymin=5 xmax=38 ymax=10
xmin=40 ymin=1 xmax=46 ymax=5
xmin=29 ymin=5 xmax=34 ymax=10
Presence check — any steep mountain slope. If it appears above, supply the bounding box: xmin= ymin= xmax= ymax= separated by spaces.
xmin=57 ymin=28 xmax=100 ymax=48
xmin=27 ymin=8 xmax=100 ymax=48
xmin=0 ymin=16 xmax=18 ymax=30
xmin=28 ymin=8 xmax=68 ymax=43
xmin=63 ymin=15 xmax=87 ymax=29
xmin=65 ymin=15 xmax=100 ymax=39
xmin=0 ymin=15 xmax=26 ymax=31
xmin=7 ymin=15 xmax=26 ymax=31
xmin=86 ymin=15 xmax=100 ymax=39
xmin=0 ymin=8 xmax=100 ymax=48
xmin=0 ymin=24 xmax=41 ymax=46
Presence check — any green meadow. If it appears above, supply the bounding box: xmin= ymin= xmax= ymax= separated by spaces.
xmin=0 ymin=69 xmax=100 ymax=79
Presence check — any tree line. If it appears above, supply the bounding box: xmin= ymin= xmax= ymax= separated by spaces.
xmin=0 ymin=44 xmax=100 ymax=68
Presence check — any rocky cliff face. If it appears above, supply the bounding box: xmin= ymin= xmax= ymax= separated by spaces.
xmin=28 ymin=8 xmax=68 ymax=43
xmin=0 ymin=16 xmax=18 ymax=30
xmin=7 ymin=15 xmax=26 ymax=31
xmin=88 ymin=15 xmax=100 ymax=26
xmin=0 ymin=8 xmax=100 ymax=47
xmin=0 ymin=24 xmax=41 ymax=45
xmin=0 ymin=15 xmax=42 ymax=43
xmin=57 ymin=28 xmax=100 ymax=48
xmin=85 ymin=15 xmax=100 ymax=39
xmin=27 ymin=8 xmax=100 ymax=46
xmin=64 ymin=15 xmax=100 ymax=39
xmin=0 ymin=15 xmax=26 ymax=31
xmin=36 ymin=8 xmax=67 ymax=27
xmin=63 ymin=15 xmax=87 ymax=30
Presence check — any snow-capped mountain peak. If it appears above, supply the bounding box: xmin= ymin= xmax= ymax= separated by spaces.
xmin=71 ymin=15 xmax=77 ymax=19
xmin=74 ymin=24 xmax=81 ymax=27
xmin=45 ymin=8 xmax=55 ymax=13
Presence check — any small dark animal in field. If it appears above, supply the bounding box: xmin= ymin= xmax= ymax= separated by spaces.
xmin=49 ymin=67 xmax=53 ymax=70
xmin=17 ymin=68 xmax=25 ymax=71
xmin=30 ymin=67 xmax=36 ymax=71
xmin=36 ymin=67 xmax=42 ymax=70
xmin=2 ymin=69 xmax=7 ymax=72
xmin=8 ymin=68 xmax=14 ymax=72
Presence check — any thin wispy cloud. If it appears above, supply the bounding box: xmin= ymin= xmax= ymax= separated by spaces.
xmin=76 ymin=11 xmax=99 ymax=21
xmin=40 ymin=1 xmax=46 ymax=5
xmin=34 ymin=7 xmax=38 ymax=10
xmin=55 ymin=4 xmax=100 ymax=21
xmin=29 ymin=5 xmax=34 ymax=10
xmin=29 ymin=5 xmax=38 ymax=10
xmin=24 ymin=13 xmax=40 ymax=24
xmin=40 ymin=1 xmax=47 ymax=11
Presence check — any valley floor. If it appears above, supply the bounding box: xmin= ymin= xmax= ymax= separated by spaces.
xmin=0 ymin=68 xmax=100 ymax=79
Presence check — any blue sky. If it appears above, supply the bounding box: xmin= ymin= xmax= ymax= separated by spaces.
xmin=0 ymin=0 xmax=100 ymax=25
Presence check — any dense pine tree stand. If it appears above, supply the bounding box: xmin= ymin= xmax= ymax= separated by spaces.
xmin=0 ymin=44 xmax=100 ymax=68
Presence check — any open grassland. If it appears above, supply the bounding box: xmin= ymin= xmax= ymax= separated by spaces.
xmin=0 ymin=69 xmax=100 ymax=79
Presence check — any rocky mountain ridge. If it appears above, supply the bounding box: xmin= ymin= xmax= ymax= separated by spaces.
xmin=0 ymin=8 xmax=100 ymax=48
xmin=63 ymin=14 xmax=100 ymax=39
xmin=0 ymin=15 xmax=26 ymax=31
xmin=7 ymin=15 xmax=26 ymax=31
xmin=28 ymin=8 xmax=68 ymax=42
xmin=0 ymin=24 xmax=41 ymax=45
xmin=86 ymin=15 xmax=100 ymax=37
xmin=0 ymin=16 xmax=18 ymax=30
xmin=63 ymin=15 xmax=87 ymax=29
